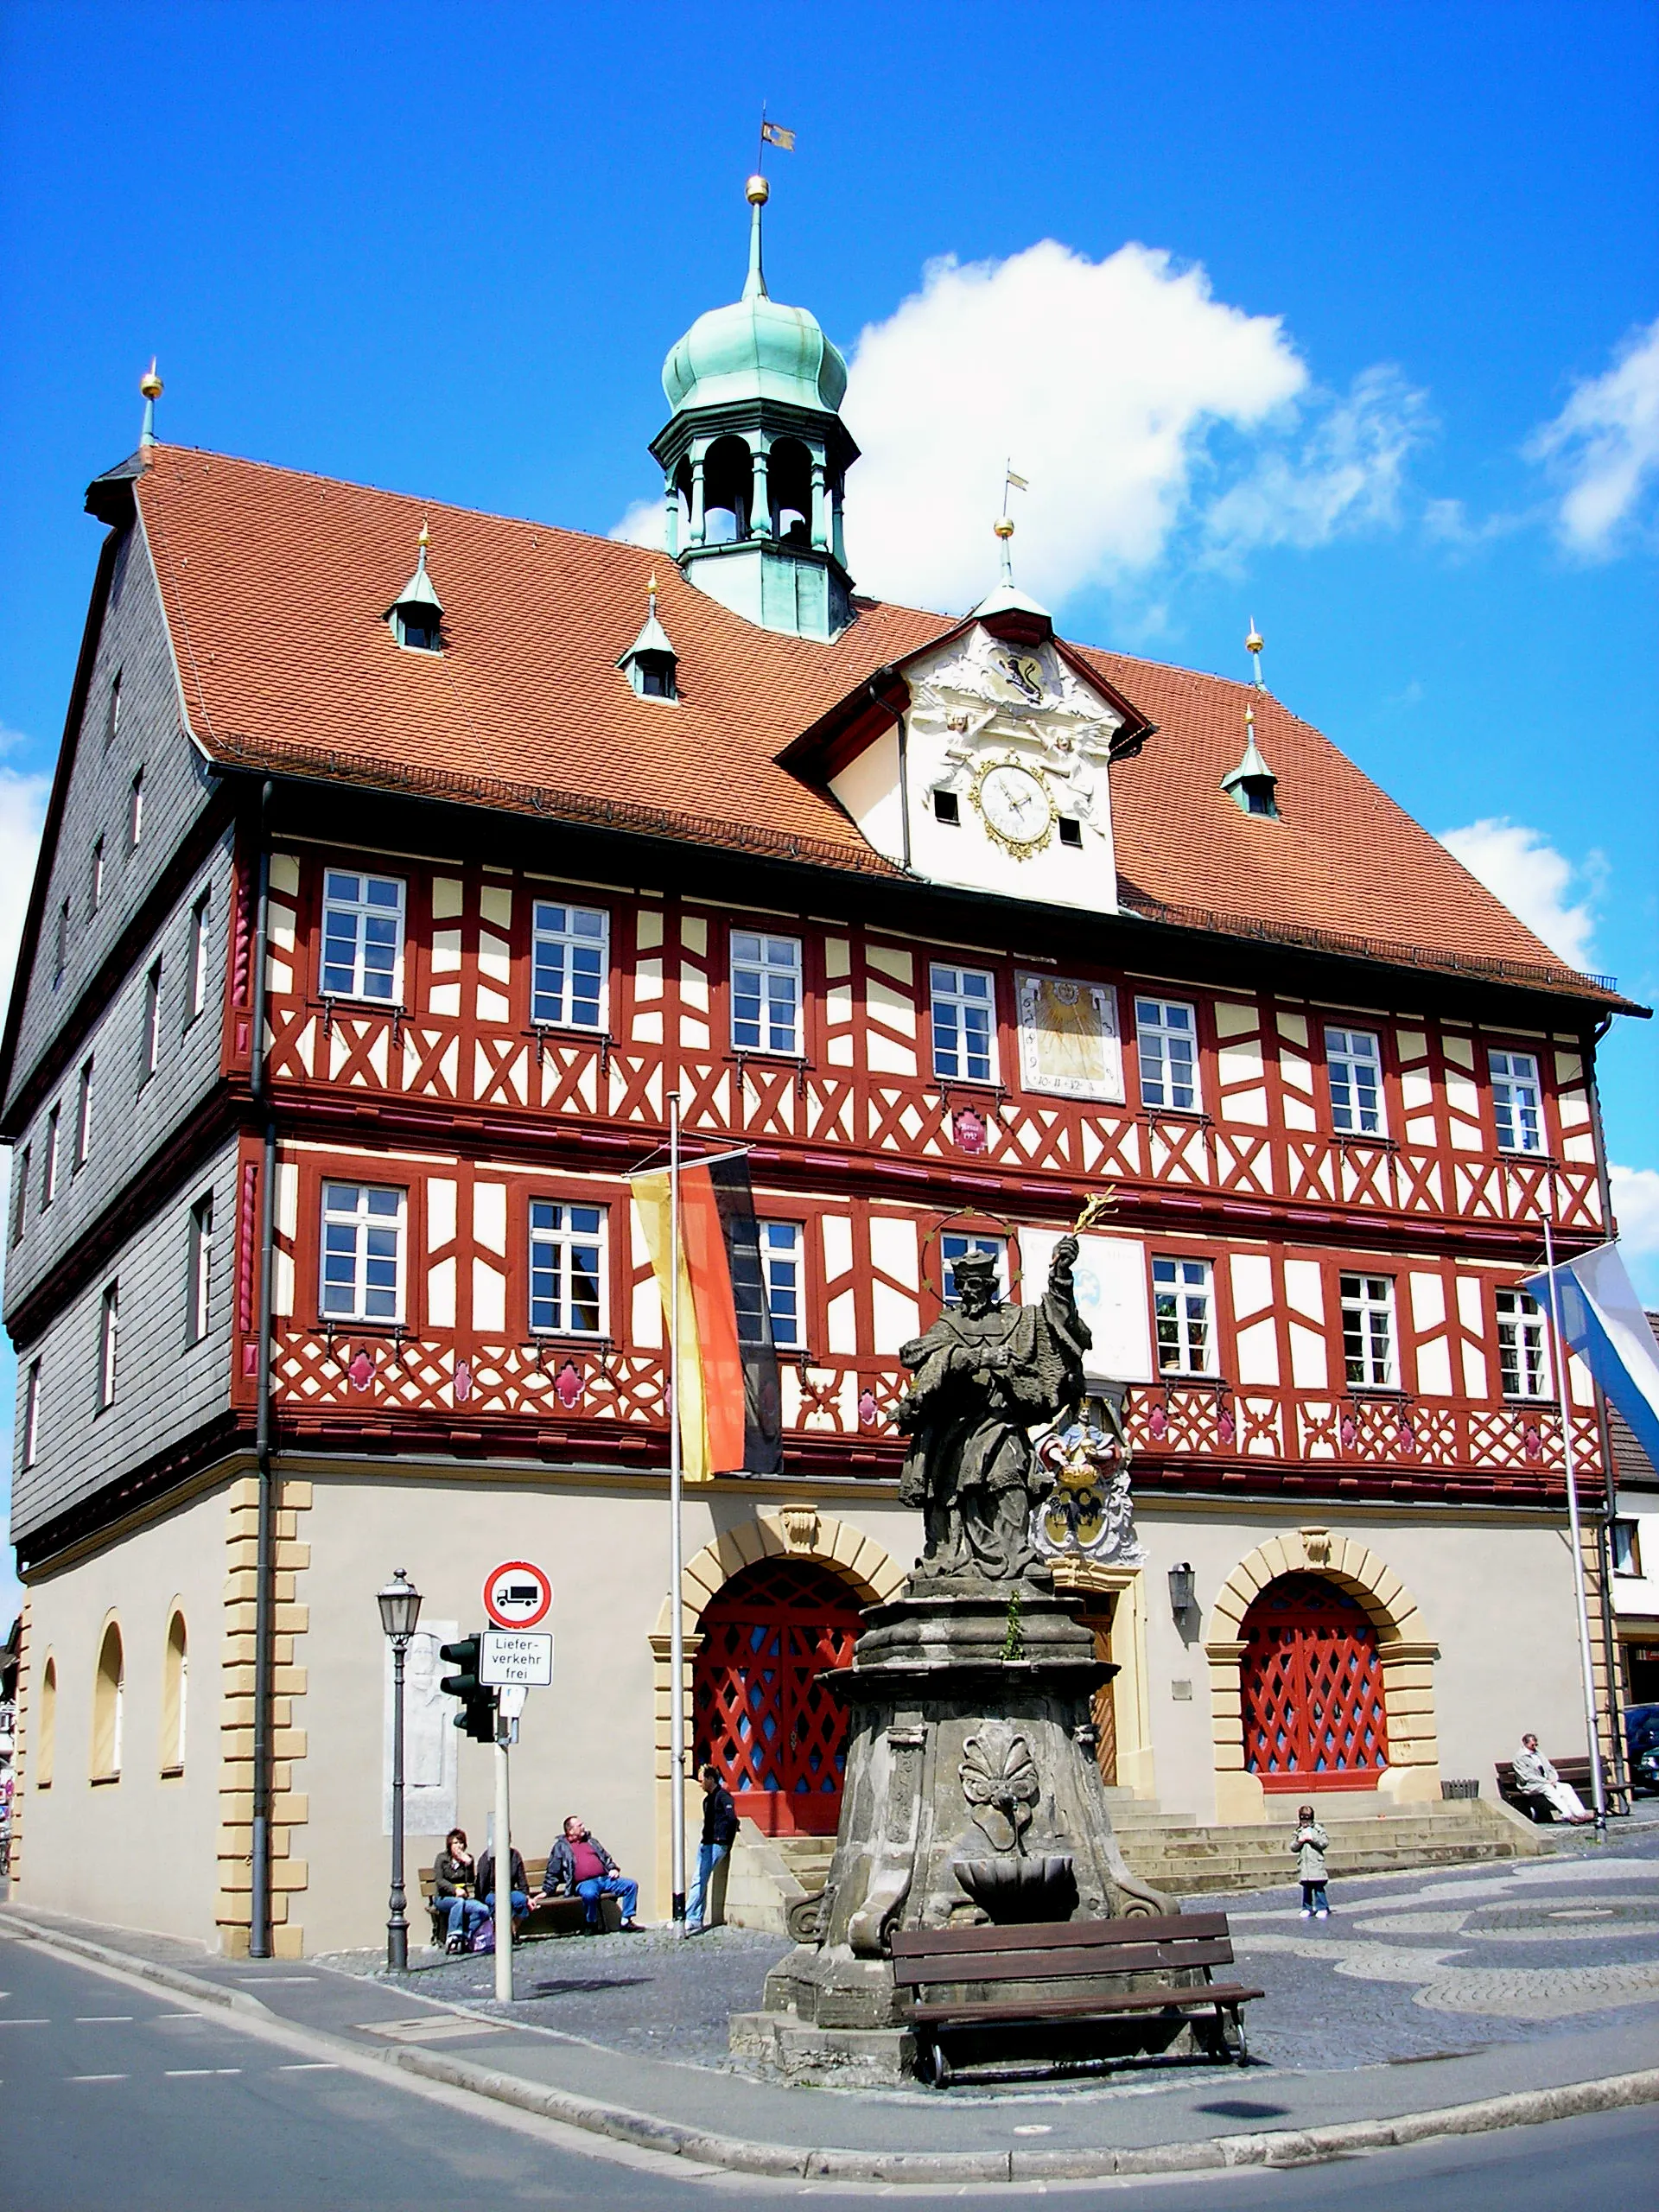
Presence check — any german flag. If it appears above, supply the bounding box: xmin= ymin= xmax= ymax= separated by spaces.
xmin=631 ymin=1149 xmax=783 ymax=1481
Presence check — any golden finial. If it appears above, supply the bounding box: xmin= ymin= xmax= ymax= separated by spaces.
xmin=994 ymin=517 xmax=1015 ymax=540
xmin=417 ymin=516 xmax=431 ymax=553
xmin=1245 ymin=618 xmax=1263 ymax=656
xmin=1073 ymin=1186 xmax=1118 ymax=1233
xmin=647 ymin=569 xmax=658 ymax=597
xmin=139 ymin=359 xmax=163 ymax=401
xmin=746 ymin=173 xmax=770 ymax=205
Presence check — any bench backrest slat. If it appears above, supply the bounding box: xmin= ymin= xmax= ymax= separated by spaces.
xmin=893 ymin=1935 xmax=1231 ymax=1988
xmin=889 ymin=1911 xmax=1226 ymax=1961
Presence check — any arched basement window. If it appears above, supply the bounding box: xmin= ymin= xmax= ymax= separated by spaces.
xmin=161 ymin=1609 xmax=188 ymax=1777
xmin=36 ymin=1656 xmax=57 ymax=1789
xmin=92 ymin=1620 xmax=124 ymax=1783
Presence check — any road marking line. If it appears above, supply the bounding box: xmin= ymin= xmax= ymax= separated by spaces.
xmin=277 ymin=2062 xmax=340 ymax=2071
xmin=214 ymin=2068 xmax=241 ymax=2075
xmin=69 ymin=2073 xmax=128 ymax=2082
xmin=166 ymin=2069 xmax=214 ymax=2077
xmin=0 ymin=2019 xmax=49 ymax=2027
xmin=151 ymin=2012 xmax=203 ymax=2021
xmin=75 ymin=2015 xmax=134 ymax=2023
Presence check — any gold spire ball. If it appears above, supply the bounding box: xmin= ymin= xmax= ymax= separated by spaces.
xmin=746 ymin=174 xmax=770 ymax=205
xmin=140 ymin=359 xmax=163 ymax=401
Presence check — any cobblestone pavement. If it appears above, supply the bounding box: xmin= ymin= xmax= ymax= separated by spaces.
xmin=310 ymin=1814 xmax=1659 ymax=2081
xmin=1214 ymin=1811 xmax=1659 ymax=2067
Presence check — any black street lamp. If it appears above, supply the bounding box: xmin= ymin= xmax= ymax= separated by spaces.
xmin=377 ymin=1568 xmax=423 ymax=1971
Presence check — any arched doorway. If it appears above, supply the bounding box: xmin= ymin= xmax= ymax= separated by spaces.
xmin=693 ymin=1558 xmax=864 ymax=1835
xmin=1240 ymin=1574 xmax=1388 ymax=1791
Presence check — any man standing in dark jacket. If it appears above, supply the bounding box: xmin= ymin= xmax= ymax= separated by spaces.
xmin=687 ymin=1764 xmax=739 ymax=1934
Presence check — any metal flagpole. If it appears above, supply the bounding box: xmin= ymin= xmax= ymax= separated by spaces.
xmin=1541 ymin=1206 xmax=1608 ymax=1836
xmin=668 ymin=1087 xmax=688 ymax=1933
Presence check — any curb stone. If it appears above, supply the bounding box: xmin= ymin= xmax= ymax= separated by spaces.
xmin=5 ymin=1910 xmax=1658 ymax=2183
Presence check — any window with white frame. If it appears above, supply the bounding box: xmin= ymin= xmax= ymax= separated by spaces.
xmin=321 ymin=870 xmax=405 ymax=1002
xmin=188 ymin=1192 xmax=214 ymax=1344
xmin=1341 ymin=1272 xmax=1395 ymax=1389
xmin=758 ymin=1221 xmax=804 ymax=1348
xmin=931 ymin=963 xmax=997 ymax=1084
xmin=1612 ymin=1520 xmax=1643 ymax=1578
xmin=1326 ymin=1026 xmax=1385 ymax=1136
xmin=531 ymin=901 xmax=608 ymax=1030
xmin=940 ymin=1232 xmax=1008 ymax=1307
xmin=1490 ymin=1050 xmax=1544 ymax=1154
xmin=1153 ymin=1255 xmax=1216 ymax=1374
xmin=731 ymin=931 xmax=802 ymax=1055
xmin=1496 ymin=1287 xmax=1551 ymax=1399
xmin=89 ymin=836 xmax=104 ymax=917
xmin=1135 ymin=996 xmax=1200 ymax=1112
xmin=187 ymin=893 xmax=211 ymax=1022
xmin=528 ymin=1200 xmax=605 ymax=1334
xmin=128 ymin=768 xmax=144 ymax=851
xmin=74 ymin=1058 xmax=93 ymax=1170
xmin=142 ymin=962 xmax=162 ymax=1081
xmin=320 ymin=1183 xmax=404 ymax=1323
xmin=22 ymin=1359 xmax=41 ymax=1467
xmin=10 ymin=1146 xmax=29 ymax=1246
xmin=98 ymin=1281 xmax=119 ymax=1409
xmin=41 ymin=1103 xmax=60 ymax=1211
xmin=54 ymin=899 xmax=69 ymax=984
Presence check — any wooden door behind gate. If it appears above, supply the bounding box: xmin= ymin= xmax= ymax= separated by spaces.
xmin=693 ymin=1560 xmax=864 ymax=1835
xmin=1241 ymin=1573 xmax=1388 ymax=1790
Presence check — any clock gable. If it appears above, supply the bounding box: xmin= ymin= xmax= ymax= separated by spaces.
xmin=825 ymin=621 xmax=1126 ymax=912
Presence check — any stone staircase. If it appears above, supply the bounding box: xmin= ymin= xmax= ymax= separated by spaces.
xmin=722 ymin=1827 xmax=839 ymax=1936
xmin=1109 ymin=1794 xmax=1550 ymax=1897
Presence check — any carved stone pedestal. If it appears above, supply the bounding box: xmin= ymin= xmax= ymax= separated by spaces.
xmin=730 ymin=1571 xmax=1170 ymax=2082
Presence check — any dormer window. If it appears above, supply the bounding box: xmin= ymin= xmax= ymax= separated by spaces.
xmin=1221 ymin=708 xmax=1280 ymax=819
xmin=617 ymin=575 xmax=678 ymax=702
xmin=385 ymin=520 xmax=444 ymax=655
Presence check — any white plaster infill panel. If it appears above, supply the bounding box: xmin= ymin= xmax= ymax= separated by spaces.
xmin=1019 ymin=1229 xmax=1153 ymax=1382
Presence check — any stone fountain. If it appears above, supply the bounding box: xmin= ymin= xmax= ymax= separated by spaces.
xmin=731 ymin=1235 xmax=1173 ymax=2082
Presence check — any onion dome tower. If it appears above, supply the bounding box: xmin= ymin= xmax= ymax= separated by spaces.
xmin=650 ymin=176 xmax=858 ymax=640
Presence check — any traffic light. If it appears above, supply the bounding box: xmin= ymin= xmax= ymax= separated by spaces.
xmin=438 ymin=1634 xmax=498 ymax=1742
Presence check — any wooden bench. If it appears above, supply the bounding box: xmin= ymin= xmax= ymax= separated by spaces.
xmin=1495 ymin=1756 xmax=1627 ymax=1821
xmin=418 ymin=1855 xmax=621 ymax=1948
xmin=890 ymin=1911 xmax=1262 ymax=2086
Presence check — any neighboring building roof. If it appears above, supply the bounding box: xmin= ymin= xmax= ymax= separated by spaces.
xmin=111 ymin=443 xmax=1622 ymax=1000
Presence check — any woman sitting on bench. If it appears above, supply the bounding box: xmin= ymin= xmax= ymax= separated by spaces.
xmin=432 ymin=1828 xmax=491 ymax=1953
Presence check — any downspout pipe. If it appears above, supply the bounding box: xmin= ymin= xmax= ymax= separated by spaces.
xmin=1585 ymin=1014 xmax=1629 ymax=1800
xmin=249 ymin=782 xmax=276 ymax=1957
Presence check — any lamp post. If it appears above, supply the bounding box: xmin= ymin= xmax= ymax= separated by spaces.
xmin=377 ymin=1568 xmax=423 ymax=1969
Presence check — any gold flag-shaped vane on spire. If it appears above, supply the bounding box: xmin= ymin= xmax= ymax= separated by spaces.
xmin=760 ymin=118 xmax=796 ymax=150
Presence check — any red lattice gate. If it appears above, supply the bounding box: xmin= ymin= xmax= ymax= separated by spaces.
xmin=693 ymin=1560 xmax=864 ymax=1835
xmin=1240 ymin=1574 xmax=1389 ymax=1792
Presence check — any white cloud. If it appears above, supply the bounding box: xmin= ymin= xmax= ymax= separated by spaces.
xmin=1435 ymin=817 xmax=1602 ymax=971
xmin=0 ymin=758 xmax=49 ymax=1013
xmin=1527 ymin=315 xmax=1659 ymax=555
xmin=1611 ymin=1166 xmax=1659 ymax=1302
xmin=614 ymin=239 xmax=1429 ymax=610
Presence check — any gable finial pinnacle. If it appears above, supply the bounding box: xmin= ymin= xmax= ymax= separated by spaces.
xmin=139 ymin=359 xmax=163 ymax=448
xmin=1246 ymin=617 xmax=1265 ymax=689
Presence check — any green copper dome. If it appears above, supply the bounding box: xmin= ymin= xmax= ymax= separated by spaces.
xmin=661 ymin=184 xmax=848 ymax=419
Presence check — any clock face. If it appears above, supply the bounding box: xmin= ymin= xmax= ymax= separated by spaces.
xmin=974 ymin=761 xmax=1055 ymax=856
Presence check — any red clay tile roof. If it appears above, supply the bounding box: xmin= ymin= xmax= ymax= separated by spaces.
xmin=128 ymin=444 xmax=1618 ymax=1001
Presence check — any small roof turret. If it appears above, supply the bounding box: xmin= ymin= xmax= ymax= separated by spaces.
xmin=617 ymin=572 xmax=678 ymax=699
xmin=1222 ymin=704 xmax=1281 ymax=817
xmin=385 ymin=519 xmax=444 ymax=651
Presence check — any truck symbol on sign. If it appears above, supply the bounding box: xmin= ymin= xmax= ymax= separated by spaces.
xmin=499 ymin=1583 xmax=540 ymax=1606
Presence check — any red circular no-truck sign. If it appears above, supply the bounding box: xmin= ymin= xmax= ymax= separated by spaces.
xmin=483 ymin=1559 xmax=552 ymax=1630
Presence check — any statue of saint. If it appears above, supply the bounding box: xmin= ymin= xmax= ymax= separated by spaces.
xmin=896 ymin=1236 xmax=1090 ymax=1582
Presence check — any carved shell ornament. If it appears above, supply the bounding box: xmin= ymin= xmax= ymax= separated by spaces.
xmin=960 ymin=1720 xmax=1040 ymax=1853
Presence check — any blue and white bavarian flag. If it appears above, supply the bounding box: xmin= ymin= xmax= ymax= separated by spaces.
xmin=1522 ymin=1242 xmax=1659 ymax=1470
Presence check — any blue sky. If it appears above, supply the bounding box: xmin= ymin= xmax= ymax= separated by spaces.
xmin=1 ymin=2 xmax=1656 ymax=1621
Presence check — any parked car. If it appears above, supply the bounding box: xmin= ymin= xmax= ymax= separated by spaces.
xmin=1625 ymin=1704 xmax=1659 ymax=1795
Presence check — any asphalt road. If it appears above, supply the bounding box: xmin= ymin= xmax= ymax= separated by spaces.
xmin=3 ymin=1936 xmax=1656 ymax=2210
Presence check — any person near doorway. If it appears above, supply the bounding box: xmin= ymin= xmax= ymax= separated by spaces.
xmin=543 ymin=1815 xmax=639 ymax=1930
xmin=475 ymin=1840 xmax=531 ymax=1938
xmin=1294 ymin=1804 xmax=1332 ymax=1918
xmin=687 ymin=1765 xmax=739 ymax=1934
xmin=432 ymin=1827 xmax=490 ymax=1953
xmin=1514 ymin=1734 xmax=1594 ymax=1822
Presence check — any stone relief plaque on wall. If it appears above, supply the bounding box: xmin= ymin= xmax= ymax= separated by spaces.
xmin=1016 ymin=972 xmax=1123 ymax=1102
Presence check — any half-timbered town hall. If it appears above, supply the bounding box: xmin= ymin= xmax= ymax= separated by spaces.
xmin=3 ymin=182 xmax=1641 ymax=1955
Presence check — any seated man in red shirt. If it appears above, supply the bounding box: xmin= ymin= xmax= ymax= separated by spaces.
xmin=543 ymin=1815 xmax=639 ymax=1931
